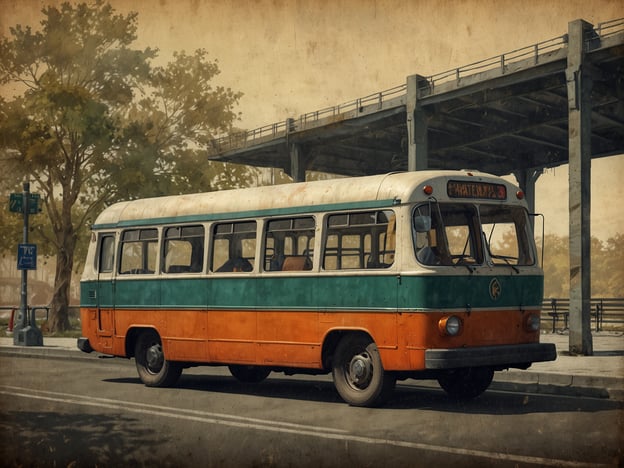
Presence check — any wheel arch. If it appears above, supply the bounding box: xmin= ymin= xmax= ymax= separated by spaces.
xmin=321 ymin=328 xmax=375 ymax=371
xmin=125 ymin=326 xmax=159 ymax=358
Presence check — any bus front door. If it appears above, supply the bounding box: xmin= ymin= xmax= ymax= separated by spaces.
xmin=96 ymin=233 xmax=116 ymax=350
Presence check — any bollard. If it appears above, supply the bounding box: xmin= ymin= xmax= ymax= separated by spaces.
xmin=8 ymin=308 xmax=15 ymax=333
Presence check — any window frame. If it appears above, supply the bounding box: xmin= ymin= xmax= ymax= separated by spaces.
xmin=322 ymin=209 xmax=396 ymax=271
xmin=262 ymin=216 xmax=316 ymax=272
xmin=162 ymin=224 xmax=206 ymax=274
xmin=118 ymin=228 xmax=159 ymax=275
xmin=210 ymin=220 xmax=257 ymax=273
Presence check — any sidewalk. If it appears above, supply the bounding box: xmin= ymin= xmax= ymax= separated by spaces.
xmin=1 ymin=332 xmax=623 ymax=400
xmin=493 ymin=332 xmax=624 ymax=400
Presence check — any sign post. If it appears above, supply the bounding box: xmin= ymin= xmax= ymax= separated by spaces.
xmin=11 ymin=182 xmax=43 ymax=346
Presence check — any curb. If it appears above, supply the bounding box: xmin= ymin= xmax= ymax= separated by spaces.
xmin=491 ymin=372 xmax=624 ymax=401
xmin=2 ymin=346 xmax=622 ymax=401
xmin=0 ymin=346 xmax=108 ymax=362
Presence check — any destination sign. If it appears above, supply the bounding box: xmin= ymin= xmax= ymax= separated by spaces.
xmin=447 ymin=181 xmax=507 ymax=200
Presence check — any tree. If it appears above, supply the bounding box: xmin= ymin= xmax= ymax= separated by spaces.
xmin=591 ymin=234 xmax=624 ymax=297
xmin=541 ymin=234 xmax=570 ymax=298
xmin=539 ymin=233 xmax=624 ymax=299
xmin=0 ymin=1 xmax=244 ymax=331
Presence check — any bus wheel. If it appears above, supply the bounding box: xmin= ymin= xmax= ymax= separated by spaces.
xmin=332 ymin=334 xmax=396 ymax=407
xmin=437 ymin=367 xmax=494 ymax=400
xmin=228 ymin=365 xmax=271 ymax=383
xmin=134 ymin=330 xmax=182 ymax=387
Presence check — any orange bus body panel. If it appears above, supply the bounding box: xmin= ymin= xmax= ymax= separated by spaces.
xmin=80 ymin=306 xmax=541 ymax=371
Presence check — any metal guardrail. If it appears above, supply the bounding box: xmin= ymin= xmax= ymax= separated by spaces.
xmin=298 ymin=84 xmax=406 ymax=125
xmin=209 ymin=18 xmax=624 ymax=156
xmin=2 ymin=306 xmax=50 ymax=331
xmin=542 ymin=298 xmax=624 ymax=333
xmin=593 ymin=17 xmax=624 ymax=39
xmin=425 ymin=35 xmax=567 ymax=90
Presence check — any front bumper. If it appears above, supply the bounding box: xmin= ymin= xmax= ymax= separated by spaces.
xmin=425 ymin=342 xmax=556 ymax=369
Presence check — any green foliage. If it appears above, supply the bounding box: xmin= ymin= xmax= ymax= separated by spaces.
xmin=0 ymin=1 xmax=246 ymax=330
xmin=541 ymin=233 xmax=624 ymax=298
xmin=541 ymin=234 xmax=570 ymax=298
xmin=592 ymin=234 xmax=624 ymax=297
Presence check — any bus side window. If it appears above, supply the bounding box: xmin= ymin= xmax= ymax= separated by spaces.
xmin=263 ymin=217 xmax=315 ymax=271
xmin=211 ymin=221 xmax=256 ymax=273
xmin=163 ymin=225 xmax=205 ymax=273
xmin=323 ymin=210 xmax=395 ymax=270
xmin=119 ymin=229 xmax=158 ymax=275
xmin=98 ymin=235 xmax=115 ymax=273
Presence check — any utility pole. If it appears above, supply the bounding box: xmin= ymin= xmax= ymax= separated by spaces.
xmin=10 ymin=181 xmax=43 ymax=346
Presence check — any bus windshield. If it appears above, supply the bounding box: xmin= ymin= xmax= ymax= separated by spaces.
xmin=413 ymin=202 xmax=534 ymax=267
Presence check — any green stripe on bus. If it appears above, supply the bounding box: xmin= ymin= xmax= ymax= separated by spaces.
xmin=92 ymin=199 xmax=398 ymax=229
xmin=81 ymin=274 xmax=543 ymax=311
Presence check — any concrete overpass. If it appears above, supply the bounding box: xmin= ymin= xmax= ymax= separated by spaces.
xmin=208 ymin=18 xmax=624 ymax=356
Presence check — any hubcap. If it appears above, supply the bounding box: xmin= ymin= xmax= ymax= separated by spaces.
xmin=348 ymin=352 xmax=373 ymax=389
xmin=146 ymin=343 xmax=164 ymax=373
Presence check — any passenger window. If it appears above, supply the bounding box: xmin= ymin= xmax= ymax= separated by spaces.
xmin=323 ymin=210 xmax=395 ymax=270
xmin=119 ymin=229 xmax=158 ymax=274
xmin=211 ymin=221 xmax=256 ymax=273
xmin=163 ymin=225 xmax=205 ymax=273
xmin=98 ymin=235 xmax=115 ymax=273
xmin=263 ymin=217 xmax=315 ymax=271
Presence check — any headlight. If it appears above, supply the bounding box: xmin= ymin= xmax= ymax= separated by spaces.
xmin=525 ymin=314 xmax=540 ymax=332
xmin=439 ymin=315 xmax=462 ymax=336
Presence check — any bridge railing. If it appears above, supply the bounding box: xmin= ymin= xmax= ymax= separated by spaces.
xmin=594 ymin=17 xmax=624 ymax=39
xmin=298 ymin=84 xmax=407 ymax=126
xmin=542 ymin=298 xmax=624 ymax=333
xmin=425 ymin=35 xmax=567 ymax=91
xmin=209 ymin=18 xmax=624 ymax=156
xmin=210 ymin=121 xmax=289 ymax=153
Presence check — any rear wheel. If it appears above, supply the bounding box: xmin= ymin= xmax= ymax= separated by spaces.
xmin=134 ymin=330 xmax=182 ymax=387
xmin=229 ymin=365 xmax=271 ymax=383
xmin=332 ymin=334 xmax=396 ymax=407
xmin=437 ymin=367 xmax=494 ymax=400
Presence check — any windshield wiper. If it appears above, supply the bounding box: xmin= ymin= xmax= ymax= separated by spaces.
xmin=491 ymin=254 xmax=520 ymax=273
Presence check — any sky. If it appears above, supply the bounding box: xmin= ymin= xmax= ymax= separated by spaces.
xmin=1 ymin=0 xmax=623 ymax=240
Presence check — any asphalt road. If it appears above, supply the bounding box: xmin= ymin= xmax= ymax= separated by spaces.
xmin=0 ymin=354 xmax=622 ymax=468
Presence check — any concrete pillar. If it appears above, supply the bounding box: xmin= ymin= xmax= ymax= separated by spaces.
xmin=514 ymin=169 xmax=543 ymax=266
xmin=406 ymin=75 xmax=429 ymax=171
xmin=566 ymin=19 xmax=593 ymax=355
xmin=285 ymin=118 xmax=306 ymax=182
xmin=513 ymin=168 xmax=542 ymax=216
xmin=289 ymin=143 xmax=306 ymax=182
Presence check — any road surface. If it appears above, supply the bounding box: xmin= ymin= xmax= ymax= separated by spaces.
xmin=0 ymin=354 xmax=622 ymax=467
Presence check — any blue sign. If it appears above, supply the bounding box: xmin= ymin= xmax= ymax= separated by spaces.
xmin=17 ymin=244 xmax=37 ymax=270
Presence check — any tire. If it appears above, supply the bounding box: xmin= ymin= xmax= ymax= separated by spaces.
xmin=437 ymin=367 xmax=494 ymax=400
xmin=134 ymin=330 xmax=182 ymax=387
xmin=228 ymin=365 xmax=271 ymax=383
xmin=331 ymin=334 xmax=396 ymax=407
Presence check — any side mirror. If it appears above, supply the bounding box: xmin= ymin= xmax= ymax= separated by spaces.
xmin=413 ymin=215 xmax=431 ymax=233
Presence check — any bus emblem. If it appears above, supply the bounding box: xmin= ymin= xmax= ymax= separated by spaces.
xmin=489 ymin=278 xmax=502 ymax=301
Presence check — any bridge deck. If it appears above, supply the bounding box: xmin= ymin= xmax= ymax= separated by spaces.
xmin=208 ymin=18 xmax=624 ymax=178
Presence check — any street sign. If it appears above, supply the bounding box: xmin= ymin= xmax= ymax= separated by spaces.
xmin=9 ymin=193 xmax=41 ymax=214
xmin=17 ymin=243 xmax=37 ymax=270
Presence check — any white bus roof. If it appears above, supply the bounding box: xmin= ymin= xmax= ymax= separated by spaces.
xmin=92 ymin=170 xmax=522 ymax=229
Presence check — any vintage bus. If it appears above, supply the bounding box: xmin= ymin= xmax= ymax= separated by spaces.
xmin=78 ymin=170 xmax=556 ymax=406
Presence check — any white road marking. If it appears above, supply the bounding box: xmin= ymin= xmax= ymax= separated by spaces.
xmin=0 ymin=384 xmax=345 ymax=434
xmin=0 ymin=384 xmax=610 ymax=468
